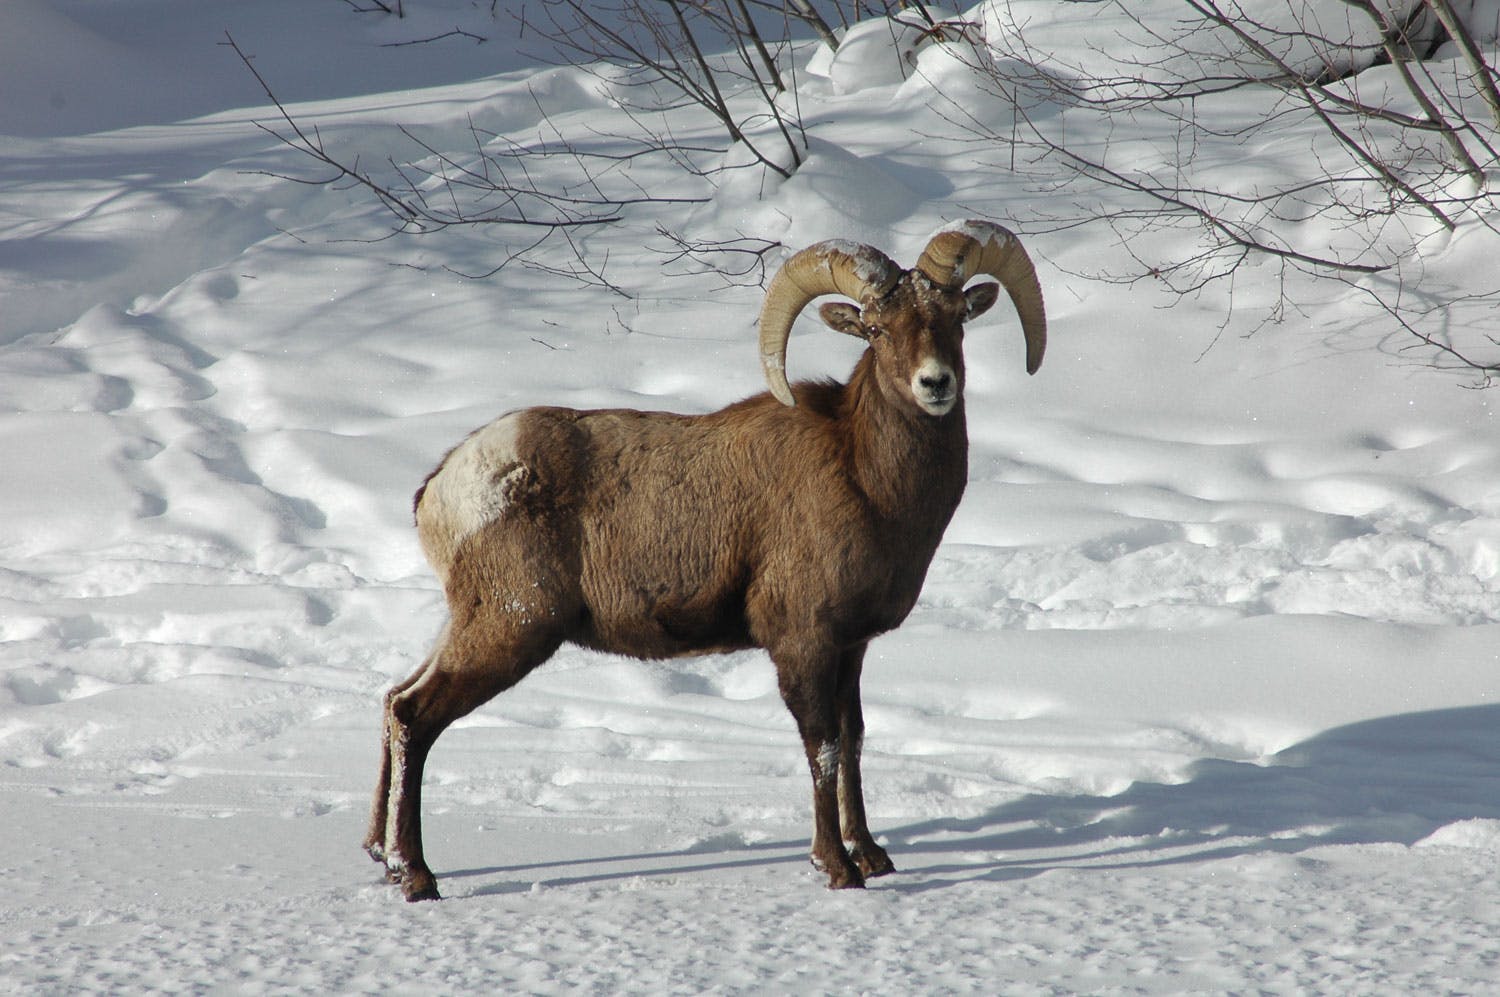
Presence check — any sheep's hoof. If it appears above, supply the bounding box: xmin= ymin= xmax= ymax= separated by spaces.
xmin=812 ymin=853 xmax=866 ymax=890
xmin=401 ymin=873 xmax=442 ymax=902
xmin=852 ymin=844 xmax=895 ymax=879
xmin=826 ymin=867 xmax=866 ymax=890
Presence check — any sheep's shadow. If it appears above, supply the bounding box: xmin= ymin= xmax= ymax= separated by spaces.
xmin=447 ymin=705 xmax=1500 ymax=896
xmin=883 ymin=704 xmax=1500 ymax=892
xmin=453 ymin=842 xmax=808 ymax=898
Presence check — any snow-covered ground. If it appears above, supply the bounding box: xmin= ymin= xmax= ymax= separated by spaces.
xmin=3 ymin=1 xmax=1499 ymax=992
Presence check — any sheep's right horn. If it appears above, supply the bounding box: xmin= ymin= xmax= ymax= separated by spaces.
xmin=758 ymin=241 xmax=901 ymax=406
xmin=915 ymin=221 xmax=1047 ymax=375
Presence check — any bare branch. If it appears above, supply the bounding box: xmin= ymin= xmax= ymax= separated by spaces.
xmin=519 ymin=0 xmax=808 ymax=178
xmin=379 ymin=29 xmax=487 ymax=48
xmin=949 ymin=0 xmax=1500 ymax=375
xmin=653 ymin=226 xmax=783 ymax=286
xmin=227 ymin=29 xmax=729 ymax=291
xmin=1423 ymin=0 xmax=1500 ymax=128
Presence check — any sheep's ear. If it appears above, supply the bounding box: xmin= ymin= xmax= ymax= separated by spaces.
xmin=965 ymin=281 xmax=1000 ymax=320
xmin=819 ymin=302 xmax=870 ymax=340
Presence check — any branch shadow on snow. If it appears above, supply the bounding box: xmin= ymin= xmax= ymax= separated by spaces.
xmin=883 ymin=704 xmax=1500 ymax=893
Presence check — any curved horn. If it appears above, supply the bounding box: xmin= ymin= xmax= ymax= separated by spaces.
xmin=757 ymin=240 xmax=901 ymax=406
xmin=915 ymin=221 xmax=1047 ymax=375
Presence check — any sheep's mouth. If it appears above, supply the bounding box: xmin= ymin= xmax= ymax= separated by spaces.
xmin=911 ymin=360 xmax=958 ymax=416
xmin=915 ymin=392 xmax=958 ymax=416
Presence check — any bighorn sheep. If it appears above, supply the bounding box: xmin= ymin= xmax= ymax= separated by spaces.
xmin=364 ymin=220 xmax=1046 ymax=901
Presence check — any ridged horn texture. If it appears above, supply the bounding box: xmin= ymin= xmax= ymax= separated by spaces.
xmin=914 ymin=221 xmax=1048 ymax=375
xmin=757 ymin=240 xmax=901 ymax=406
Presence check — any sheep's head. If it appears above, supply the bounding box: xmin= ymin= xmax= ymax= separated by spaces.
xmin=757 ymin=222 xmax=1046 ymax=417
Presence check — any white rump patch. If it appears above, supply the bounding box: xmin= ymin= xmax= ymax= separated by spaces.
xmin=422 ymin=413 xmax=529 ymax=547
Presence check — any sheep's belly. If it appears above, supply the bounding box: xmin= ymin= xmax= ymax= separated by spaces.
xmin=572 ymin=585 xmax=757 ymax=660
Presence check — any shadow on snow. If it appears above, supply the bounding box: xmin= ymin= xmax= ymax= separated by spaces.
xmin=440 ymin=704 xmax=1500 ymax=896
xmin=884 ymin=703 xmax=1500 ymax=892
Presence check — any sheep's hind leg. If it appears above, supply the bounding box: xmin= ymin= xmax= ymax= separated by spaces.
xmin=362 ymin=632 xmax=445 ymax=870
xmin=381 ymin=613 xmax=563 ymax=901
xmin=835 ymin=643 xmax=894 ymax=879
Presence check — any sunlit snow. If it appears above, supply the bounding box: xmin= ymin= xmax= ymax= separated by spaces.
xmin=2 ymin=1 xmax=1499 ymax=991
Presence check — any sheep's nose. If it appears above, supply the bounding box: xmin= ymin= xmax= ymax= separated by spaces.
xmin=919 ymin=371 xmax=952 ymax=394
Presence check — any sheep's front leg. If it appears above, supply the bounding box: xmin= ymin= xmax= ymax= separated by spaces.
xmin=775 ymin=642 xmax=864 ymax=890
xmin=835 ymin=643 xmax=894 ymax=878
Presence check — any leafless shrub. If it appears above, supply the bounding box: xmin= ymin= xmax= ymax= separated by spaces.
xmin=943 ymin=0 xmax=1500 ymax=375
xmin=233 ymin=4 xmax=888 ymax=290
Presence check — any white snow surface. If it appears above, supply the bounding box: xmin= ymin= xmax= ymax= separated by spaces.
xmin=3 ymin=1 xmax=1500 ymax=992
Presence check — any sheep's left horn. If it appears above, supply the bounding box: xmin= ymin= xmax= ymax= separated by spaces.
xmin=758 ymin=240 xmax=901 ymax=406
xmin=915 ymin=221 xmax=1047 ymax=375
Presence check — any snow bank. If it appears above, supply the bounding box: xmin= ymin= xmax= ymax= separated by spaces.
xmin=2 ymin=1 xmax=1499 ymax=991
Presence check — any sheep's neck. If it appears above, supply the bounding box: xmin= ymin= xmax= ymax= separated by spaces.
xmin=841 ymin=353 xmax=969 ymax=528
